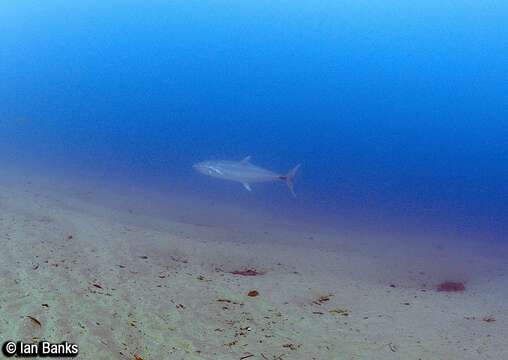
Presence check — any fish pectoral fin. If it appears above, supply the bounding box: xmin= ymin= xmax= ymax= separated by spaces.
xmin=240 ymin=156 xmax=251 ymax=164
xmin=242 ymin=183 xmax=252 ymax=191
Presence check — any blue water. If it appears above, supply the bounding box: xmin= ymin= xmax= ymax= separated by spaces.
xmin=1 ymin=1 xmax=507 ymax=241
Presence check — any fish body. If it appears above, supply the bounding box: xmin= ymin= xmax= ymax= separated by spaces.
xmin=193 ymin=156 xmax=301 ymax=196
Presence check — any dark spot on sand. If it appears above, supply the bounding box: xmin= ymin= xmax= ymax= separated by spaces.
xmin=247 ymin=290 xmax=259 ymax=297
xmin=436 ymin=281 xmax=465 ymax=292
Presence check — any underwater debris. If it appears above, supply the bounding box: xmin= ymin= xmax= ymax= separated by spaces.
xmin=230 ymin=269 xmax=264 ymax=276
xmin=92 ymin=283 xmax=103 ymax=289
xmin=388 ymin=343 xmax=399 ymax=352
xmin=170 ymin=255 xmax=188 ymax=263
xmin=225 ymin=340 xmax=238 ymax=347
xmin=27 ymin=316 xmax=42 ymax=327
xmin=282 ymin=343 xmax=301 ymax=351
xmin=329 ymin=308 xmax=350 ymax=316
xmin=134 ymin=355 xmax=144 ymax=360
xmin=247 ymin=290 xmax=259 ymax=297
xmin=436 ymin=281 xmax=465 ymax=292
xmin=312 ymin=294 xmax=333 ymax=305
xmin=482 ymin=316 xmax=496 ymax=323
xmin=217 ymin=299 xmax=244 ymax=307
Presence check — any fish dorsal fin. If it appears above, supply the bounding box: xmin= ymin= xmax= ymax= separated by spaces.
xmin=242 ymin=183 xmax=252 ymax=191
xmin=240 ymin=156 xmax=251 ymax=164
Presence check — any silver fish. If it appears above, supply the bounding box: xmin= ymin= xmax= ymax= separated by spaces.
xmin=193 ymin=156 xmax=301 ymax=196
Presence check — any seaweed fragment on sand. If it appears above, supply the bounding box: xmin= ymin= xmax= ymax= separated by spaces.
xmin=329 ymin=308 xmax=350 ymax=316
xmin=230 ymin=269 xmax=264 ymax=276
xmin=27 ymin=316 xmax=42 ymax=327
xmin=312 ymin=294 xmax=333 ymax=305
xmin=483 ymin=316 xmax=496 ymax=323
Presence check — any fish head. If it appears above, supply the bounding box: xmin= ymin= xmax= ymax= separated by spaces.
xmin=193 ymin=161 xmax=222 ymax=177
xmin=193 ymin=161 xmax=209 ymax=174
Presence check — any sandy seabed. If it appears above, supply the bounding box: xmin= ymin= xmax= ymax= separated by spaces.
xmin=0 ymin=178 xmax=507 ymax=360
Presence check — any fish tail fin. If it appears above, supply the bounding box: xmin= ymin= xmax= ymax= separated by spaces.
xmin=283 ymin=164 xmax=301 ymax=197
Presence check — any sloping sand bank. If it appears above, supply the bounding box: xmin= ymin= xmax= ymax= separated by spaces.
xmin=0 ymin=181 xmax=506 ymax=360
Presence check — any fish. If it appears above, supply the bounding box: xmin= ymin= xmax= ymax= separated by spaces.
xmin=193 ymin=156 xmax=301 ymax=196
